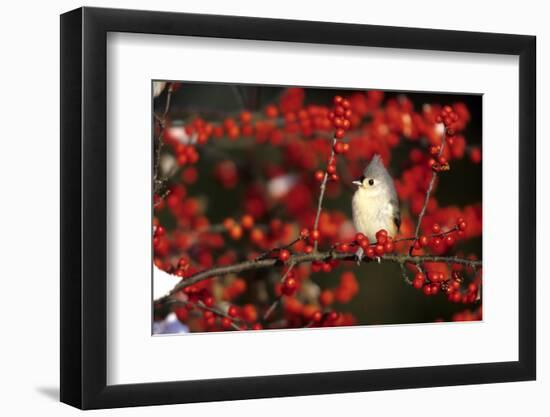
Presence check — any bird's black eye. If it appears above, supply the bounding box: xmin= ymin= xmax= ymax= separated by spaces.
xmin=368 ymin=179 xmax=374 ymax=186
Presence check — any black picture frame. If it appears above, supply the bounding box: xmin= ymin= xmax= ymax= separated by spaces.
xmin=60 ymin=6 xmax=536 ymax=410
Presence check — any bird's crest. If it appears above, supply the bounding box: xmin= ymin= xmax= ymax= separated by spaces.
xmin=363 ymin=154 xmax=387 ymax=179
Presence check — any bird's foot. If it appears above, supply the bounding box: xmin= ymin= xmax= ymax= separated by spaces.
xmin=355 ymin=247 xmax=364 ymax=266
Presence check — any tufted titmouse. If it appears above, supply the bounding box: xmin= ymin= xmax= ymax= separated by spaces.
xmin=352 ymin=154 xmax=401 ymax=262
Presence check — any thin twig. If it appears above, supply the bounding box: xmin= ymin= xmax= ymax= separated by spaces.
xmin=395 ymin=225 xmax=458 ymax=244
xmin=398 ymin=262 xmax=412 ymax=284
xmin=255 ymin=237 xmax=302 ymax=261
xmin=154 ymin=84 xmax=175 ymax=196
xmin=313 ymin=137 xmax=337 ymax=251
xmin=262 ymin=262 xmax=296 ymax=322
xmin=196 ymin=300 xmax=244 ymax=331
xmin=411 ymin=126 xmax=447 ymax=250
xmin=163 ymin=299 xmax=243 ymax=331
xmin=263 ymin=298 xmax=281 ymax=322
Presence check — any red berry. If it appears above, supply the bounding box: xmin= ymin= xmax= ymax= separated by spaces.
xmin=265 ymin=104 xmax=278 ymax=118
xmin=458 ymin=221 xmax=467 ymax=231
xmin=311 ymin=230 xmax=320 ymax=241
xmin=431 ymin=223 xmax=441 ymax=234
xmin=470 ymin=147 xmax=482 ymax=164
xmin=177 ymin=257 xmax=189 ymax=269
xmin=327 ymin=164 xmax=337 ymax=175
xmin=221 ymin=317 xmax=232 ymax=329
xmin=444 ymin=235 xmax=456 ymax=247
xmin=431 ymin=237 xmax=442 ymax=249
xmin=428 ymin=271 xmax=440 ymax=282
xmin=374 ymin=244 xmax=385 ymax=256
xmin=449 ymin=292 xmax=461 ymax=303
xmin=419 ymin=235 xmax=429 ymax=247
xmin=174 ymin=307 xmax=188 ymax=322
xmin=239 ymin=111 xmax=252 ymax=124
xmin=312 ymin=311 xmax=322 ymax=322
xmin=384 ymin=241 xmax=395 ymax=253
xmin=241 ymin=214 xmax=254 ymax=230
xmin=365 ymin=246 xmax=375 ymax=258
xmin=314 ymin=170 xmax=325 ymax=182
xmin=251 ymin=323 xmax=263 ymax=330
xmin=228 ymin=306 xmax=238 ymax=317
xmin=229 ymin=224 xmax=243 ymax=240
xmin=355 ymin=232 xmax=366 ymax=242
xmin=300 ymin=228 xmax=310 ymax=239
xmin=335 ymin=129 xmax=345 ymax=139
xmin=203 ymin=296 xmax=214 ymax=307
xmin=375 ymin=229 xmax=388 ymax=242
xmin=282 ymin=277 xmax=298 ymax=296
xmin=320 ymin=289 xmax=334 ymax=306
xmin=333 ymin=142 xmax=345 ymax=154
xmin=278 ymin=249 xmax=291 ymax=262
xmin=333 ymin=95 xmax=343 ymax=105
xmin=413 ymin=278 xmax=424 ymax=289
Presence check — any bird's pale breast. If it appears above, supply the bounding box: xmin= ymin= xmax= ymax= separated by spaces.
xmin=352 ymin=191 xmax=397 ymax=242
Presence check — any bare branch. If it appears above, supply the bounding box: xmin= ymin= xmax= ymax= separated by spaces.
xmin=413 ymin=126 xmax=447 ymax=243
xmin=154 ymin=84 xmax=175 ymax=196
xmin=162 ymin=299 xmax=244 ymax=331
xmin=313 ymin=137 xmax=337 ymax=251
xmin=155 ymin=251 xmax=481 ymax=304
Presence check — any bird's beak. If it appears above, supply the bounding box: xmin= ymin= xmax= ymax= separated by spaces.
xmin=352 ymin=180 xmax=362 ymax=187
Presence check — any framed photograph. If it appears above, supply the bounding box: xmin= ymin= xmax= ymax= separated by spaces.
xmin=60 ymin=6 xmax=536 ymax=409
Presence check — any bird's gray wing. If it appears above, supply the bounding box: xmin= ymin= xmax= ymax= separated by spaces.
xmin=391 ymin=198 xmax=401 ymax=232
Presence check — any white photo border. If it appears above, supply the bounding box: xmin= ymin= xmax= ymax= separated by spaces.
xmin=106 ymin=32 xmax=519 ymax=385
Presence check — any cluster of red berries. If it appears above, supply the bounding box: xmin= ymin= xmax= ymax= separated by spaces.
xmin=412 ymin=269 xmax=479 ymax=303
xmin=281 ymin=269 xmax=298 ymax=296
xmin=328 ymin=96 xmax=353 ymax=139
xmin=412 ymin=219 xmax=468 ymax=252
xmin=222 ymin=277 xmax=247 ymax=300
xmin=354 ymin=230 xmax=395 ymax=257
xmin=312 ymin=96 xmax=354 ymax=183
xmin=297 ymin=227 xmax=320 ymax=254
xmin=222 ymin=215 xmax=256 ymax=241
xmin=311 ymin=258 xmax=340 ymax=274
xmin=319 ymin=271 xmax=359 ymax=305
xmin=429 ymin=105 xmax=462 ymax=172
xmin=289 ymin=299 xmax=350 ymax=328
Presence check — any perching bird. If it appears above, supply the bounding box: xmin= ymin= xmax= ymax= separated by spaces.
xmin=352 ymin=154 xmax=400 ymax=262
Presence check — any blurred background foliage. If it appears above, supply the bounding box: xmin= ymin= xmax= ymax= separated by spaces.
xmin=153 ymin=83 xmax=482 ymax=330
